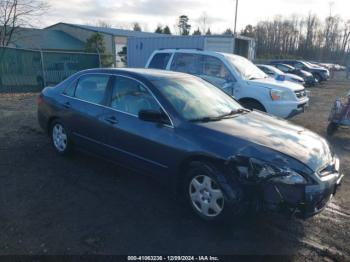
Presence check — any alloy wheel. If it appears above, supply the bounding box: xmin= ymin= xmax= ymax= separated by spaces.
xmin=52 ymin=123 xmax=67 ymax=152
xmin=189 ymin=175 xmax=224 ymax=217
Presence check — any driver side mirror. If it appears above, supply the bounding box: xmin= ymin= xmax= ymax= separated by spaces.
xmin=138 ymin=110 xmax=170 ymax=125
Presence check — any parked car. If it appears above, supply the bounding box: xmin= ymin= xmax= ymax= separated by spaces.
xmin=256 ymin=64 xmax=305 ymax=85
xmin=146 ymin=49 xmax=309 ymax=119
xmin=270 ymin=63 xmax=317 ymax=87
xmin=37 ymin=68 xmax=343 ymax=221
xmin=270 ymin=60 xmax=330 ymax=82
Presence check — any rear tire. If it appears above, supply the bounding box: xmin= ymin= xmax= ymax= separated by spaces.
xmin=240 ymin=99 xmax=266 ymax=112
xmin=50 ymin=120 xmax=72 ymax=156
xmin=327 ymin=123 xmax=338 ymax=136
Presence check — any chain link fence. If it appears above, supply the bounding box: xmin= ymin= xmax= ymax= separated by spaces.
xmin=0 ymin=47 xmax=100 ymax=92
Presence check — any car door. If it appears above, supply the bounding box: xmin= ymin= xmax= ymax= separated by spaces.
xmin=198 ymin=55 xmax=237 ymax=96
xmin=170 ymin=53 xmax=236 ymax=96
xmin=102 ymin=75 xmax=177 ymax=175
xmin=61 ymin=73 xmax=112 ymax=154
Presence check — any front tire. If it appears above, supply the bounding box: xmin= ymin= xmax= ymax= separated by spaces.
xmin=314 ymin=73 xmax=322 ymax=83
xmin=185 ymin=162 xmax=232 ymax=222
xmin=240 ymin=99 xmax=266 ymax=112
xmin=50 ymin=120 xmax=71 ymax=155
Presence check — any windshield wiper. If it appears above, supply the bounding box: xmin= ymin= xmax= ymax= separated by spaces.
xmin=189 ymin=109 xmax=250 ymax=123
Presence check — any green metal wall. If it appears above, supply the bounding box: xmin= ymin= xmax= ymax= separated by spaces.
xmin=0 ymin=47 xmax=100 ymax=92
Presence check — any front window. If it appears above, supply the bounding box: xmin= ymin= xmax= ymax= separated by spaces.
xmin=224 ymin=54 xmax=266 ymax=80
xmin=110 ymin=76 xmax=160 ymax=115
xmin=151 ymin=77 xmax=242 ymax=121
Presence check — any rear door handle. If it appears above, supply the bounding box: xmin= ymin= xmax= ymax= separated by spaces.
xmin=63 ymin=102 xmax=71 ymax=109
xmin=104 ymin=116 xmax=118 ymax=125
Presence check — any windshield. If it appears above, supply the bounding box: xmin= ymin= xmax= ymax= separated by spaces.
xmin=266 ymin=65 xmax=284 ymax=75
xmin=224 ymin=54 xmax=267 ymax=80
xmin=151 ymin=77 xmax=242 ymax=121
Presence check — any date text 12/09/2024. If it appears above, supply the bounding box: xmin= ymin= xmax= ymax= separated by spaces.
xmin=127 ymin=256 xmax=219 ymax=261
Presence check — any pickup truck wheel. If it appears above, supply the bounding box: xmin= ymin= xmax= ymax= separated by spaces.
xmin=240 ymin=99 xmax=266 ymax=112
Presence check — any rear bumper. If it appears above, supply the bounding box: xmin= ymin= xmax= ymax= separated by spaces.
xmin=37 ymin=107 xmax=49 ymax=133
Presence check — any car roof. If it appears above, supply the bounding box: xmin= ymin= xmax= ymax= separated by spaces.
xmin=76 ymin=68 xmax=192 ymax=81
xmin=152 ymin=48 xmax=241 ymax=60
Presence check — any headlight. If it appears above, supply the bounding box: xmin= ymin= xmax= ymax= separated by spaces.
xmin=249 ymin=158 xmax=307 ymax=185
xmin=270 ymin=89 xmax=294 ymax=101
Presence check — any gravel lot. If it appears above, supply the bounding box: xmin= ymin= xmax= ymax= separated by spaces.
xmin=0 ymin=73 xmax=350 ymax=260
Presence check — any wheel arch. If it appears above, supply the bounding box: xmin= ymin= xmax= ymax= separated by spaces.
xmin=47 ymin=116 xmax=60 ymax=135
xmin=238 ymin=97 xmax=266 ymax=112
xmin=176 ymin=154 xmax=226 ymax=196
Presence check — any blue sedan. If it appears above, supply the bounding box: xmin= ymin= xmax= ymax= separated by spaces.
xmin=38 ymin=68 xmax=343 ymax=221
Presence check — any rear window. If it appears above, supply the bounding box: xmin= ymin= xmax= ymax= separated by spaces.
xmin=75 ymin=74 xmax=110 ymax=105
xmin=148 ymin=53 xmax=171 ymax=69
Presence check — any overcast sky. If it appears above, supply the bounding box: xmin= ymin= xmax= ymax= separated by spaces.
xmin=43 ymin=0 xmax=350 ymax=33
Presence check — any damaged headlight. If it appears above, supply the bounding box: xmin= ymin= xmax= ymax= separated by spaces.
xmin=234 ymin=157 xmax=308 ymax=185
xmin=251 ymin=158 xmax=307 ymax=184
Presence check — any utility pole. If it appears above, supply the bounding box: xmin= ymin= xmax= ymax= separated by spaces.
xmin=234 ymin=0 xmax=239 ymax=35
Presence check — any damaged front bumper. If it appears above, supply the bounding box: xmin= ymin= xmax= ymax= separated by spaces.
xmin=225 ymin=154 xmax=344 ymax=219
xmin=262 ymin=172 xmax=344 ymax=219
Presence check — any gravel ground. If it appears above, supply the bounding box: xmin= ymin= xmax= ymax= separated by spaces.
xmin=0 ymin=73 xmax=350 ymax=260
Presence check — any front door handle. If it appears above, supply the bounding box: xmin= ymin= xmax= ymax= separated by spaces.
xmin=104 ymin=116 xmax=118 ymax=125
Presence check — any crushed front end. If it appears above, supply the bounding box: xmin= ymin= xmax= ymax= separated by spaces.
xmin=225 ymin=154 xmax=344 ymax=219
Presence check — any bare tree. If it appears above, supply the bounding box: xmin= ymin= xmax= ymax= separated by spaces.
xmin=197 ymin=12 xmax=210 ymax=35
xmin=341 ymin=20 xmax=350 ymax=53
xmin=0 ymin=0 xmax=48 ymax=47
xmin=96 ymin=20 xmax=112 ymax=28
xmin=249 ymin=12 xmax=350 ymax=63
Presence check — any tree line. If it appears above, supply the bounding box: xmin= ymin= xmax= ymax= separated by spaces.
xmin=2 ymin=0 xmax=350 ymax=64
xmin=240 ymin=14 xmax=350 ymax=63
xmin=132 ymin=14 xmax=350 ymax=64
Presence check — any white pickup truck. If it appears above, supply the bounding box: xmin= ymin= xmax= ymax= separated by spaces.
xmin=145 ymin=49 xmax=309 ymax=118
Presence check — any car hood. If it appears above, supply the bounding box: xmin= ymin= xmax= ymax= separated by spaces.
xmin=196 ymin=111 xmax=332 ymax=172
xmin=248 ymin=77 xmax=304 ymax=91
xmin=300 ymin=70 xmax=313 ymax=77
